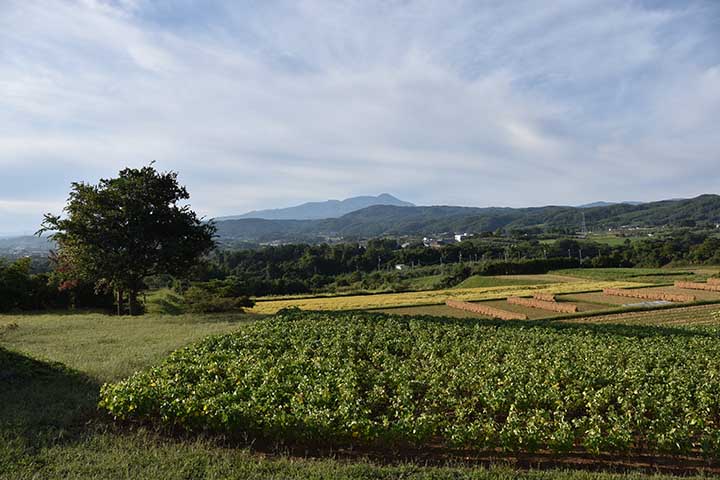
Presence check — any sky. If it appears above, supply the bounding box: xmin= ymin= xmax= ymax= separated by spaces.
xmin=1 ymin=0 xmax=719 ymax=235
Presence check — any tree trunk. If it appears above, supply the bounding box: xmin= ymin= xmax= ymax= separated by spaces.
xmin=128 ymin=289 xmax=138 ymax=316
xmin=117 ymin=289 xmax=124 ymax=316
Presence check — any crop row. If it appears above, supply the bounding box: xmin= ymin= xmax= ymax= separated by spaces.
xmin=249 ymin=281 xmax=651 ymax=314
xmin=101 ymin=309 xmax=720 ymax=456
xmin=446 ymin=299 xmax=527 ymax=320
xmin=676 ymin=281 xmax=720 ymax=292
xmin=507 ymin=296 xmax=577 ymax=313
xmin=563 ymin=303 xmax=720 ymax=326
xmin=603 ymin=288 xmax=695 ymax=303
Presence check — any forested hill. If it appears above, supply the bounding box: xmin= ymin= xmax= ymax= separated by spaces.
xmin=214 ymin=194 xmax=720 ymax=241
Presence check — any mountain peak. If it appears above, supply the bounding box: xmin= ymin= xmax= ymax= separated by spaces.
xmin=216 ymin=194 xmax=414 ymax=221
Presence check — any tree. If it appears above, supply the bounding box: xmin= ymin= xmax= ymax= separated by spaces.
xmin=39 ymin=165 xmax=216 ymax=315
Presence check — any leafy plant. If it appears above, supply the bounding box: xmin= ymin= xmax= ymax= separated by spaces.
xmin=182 ymin=286 xmax=254 ymax=313
xmin=100 ymin=310 xmax=720 ymax=455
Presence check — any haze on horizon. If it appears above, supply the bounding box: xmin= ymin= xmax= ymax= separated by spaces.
xmin=1 ymin=0 xmax=719 ymax=235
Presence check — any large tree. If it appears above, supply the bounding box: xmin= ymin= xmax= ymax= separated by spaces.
xmin=39 ymin=165 xmax=216 ymax=315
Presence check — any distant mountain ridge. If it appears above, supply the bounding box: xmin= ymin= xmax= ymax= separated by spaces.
xmin=215 ymin=194 xmax=720 ymax=242
xmin=216 ymin=193 xmax=414 ymax=221
xmin=577 ymin=201 xmax=644 ymax=208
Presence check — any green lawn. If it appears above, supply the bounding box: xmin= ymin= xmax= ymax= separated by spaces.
xmin=0 ymin=311 xmax=715 ymax=479
xmin=0 ymin=312 xmax=255 ymax=381
xmin=454 ymin=275 xmax=552 ymax=289
xmin=405 ymin=273 xmax=444 ymax=290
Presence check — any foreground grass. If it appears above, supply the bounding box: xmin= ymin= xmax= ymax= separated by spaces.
xmin=1 ymin=311 xmax=718 ymax=479
xmin=0 ymin=312 xmax=256 ymax=381
xmin=5 ymin=428 xmax=706 ymax=480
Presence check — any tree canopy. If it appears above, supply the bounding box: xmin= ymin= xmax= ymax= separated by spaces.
xmin=39 ymin=165 xmax=216 ymax=315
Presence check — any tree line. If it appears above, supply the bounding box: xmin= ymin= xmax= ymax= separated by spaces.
xmin=186 ymin=231 xmax=720 ymax=297
xmin=1 ymin=164 xmax=718 ymax=313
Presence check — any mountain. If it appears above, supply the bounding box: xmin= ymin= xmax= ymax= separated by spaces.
xmin=216 ymin=194 xmax=414 ymax=221
xmin=577 ymin=201 xmax=643 ymax=208
xmin=215 ymin=194 xmax=720 ymax=242
xmin=0 ymin=235 xmax=55 ymax=256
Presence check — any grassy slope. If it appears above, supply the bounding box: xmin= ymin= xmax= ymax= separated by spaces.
xmin=553 ymin=267 xmax=717 ymax=284
xmin=0 ymin=311 xmax=714 ymax=479
xmin=454 ymin=275 xmax=553 ymax=289
xmin=0 ymin=312 xmax=255 ymax=381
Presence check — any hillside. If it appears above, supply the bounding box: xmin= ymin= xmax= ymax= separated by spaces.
xmin=216 ymin=193 xmax=414 ymax=221
xmin=215 ymin=194 xmax=720 ymax=241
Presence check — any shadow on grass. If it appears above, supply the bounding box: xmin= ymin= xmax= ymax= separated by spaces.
xmin=0 ymin=346 xmax=100 ymax=449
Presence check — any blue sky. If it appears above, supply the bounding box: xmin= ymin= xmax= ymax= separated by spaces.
xmin=1 ymin=0 xmax=719 ymax=234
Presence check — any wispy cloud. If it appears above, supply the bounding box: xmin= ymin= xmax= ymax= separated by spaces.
xmin=1 ymin=0 xmax=718 ymax=233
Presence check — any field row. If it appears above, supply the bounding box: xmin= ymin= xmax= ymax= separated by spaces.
xmin=562 ymin=303 xmax=720 ymax=326
xmin=249 ymin=281 xmax=651 ymax=314
xmin=378 ymin=285 xmax=720 ymax=321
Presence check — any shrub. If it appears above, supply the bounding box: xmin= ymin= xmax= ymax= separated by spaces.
xmin=182 ymin=286 xmax=254 ymax=313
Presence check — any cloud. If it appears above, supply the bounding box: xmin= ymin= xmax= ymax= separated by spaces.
xmin=0 ymin=0 xmax=719 ymax=233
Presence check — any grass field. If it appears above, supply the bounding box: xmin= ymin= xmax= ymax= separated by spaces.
xmin=553 ymin=267 xmax=717 ymax=284
xmin=453 ymin=275 xmax=554 ymax=289
xmin=0 ymin=312 xmax=256 ymax=381
xmin=250 ymin=280 xmax=651 ymax=314
xmin=405 ymin=273 xmax=444 ymax=290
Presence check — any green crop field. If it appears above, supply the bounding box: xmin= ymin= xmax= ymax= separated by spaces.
xmin=3 ymin=307 xmax=720 ymax=478
xmin=102 ymin=310 xmax=720 ymax=460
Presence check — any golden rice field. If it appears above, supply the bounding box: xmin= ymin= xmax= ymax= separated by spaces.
xmin=249 ymin=280 xmax=652 ymax=314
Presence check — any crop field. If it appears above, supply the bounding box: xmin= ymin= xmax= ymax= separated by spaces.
xmin=250 ymin=280 xmax=650 ymax=314
xmin=561 ymin=292 xmax=669 ymax=307
xmin=4 ymin=307 xmax=720 ymax=478
xmin=101 ymin=309 xmax=720 ymax=463
xmin=381 ymin=299 xmax=607 ymax=320
xmin=562 ymin=304 xmax=720 ymax=326
xmin=662 ymin=286 xmax=720 ymax=300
